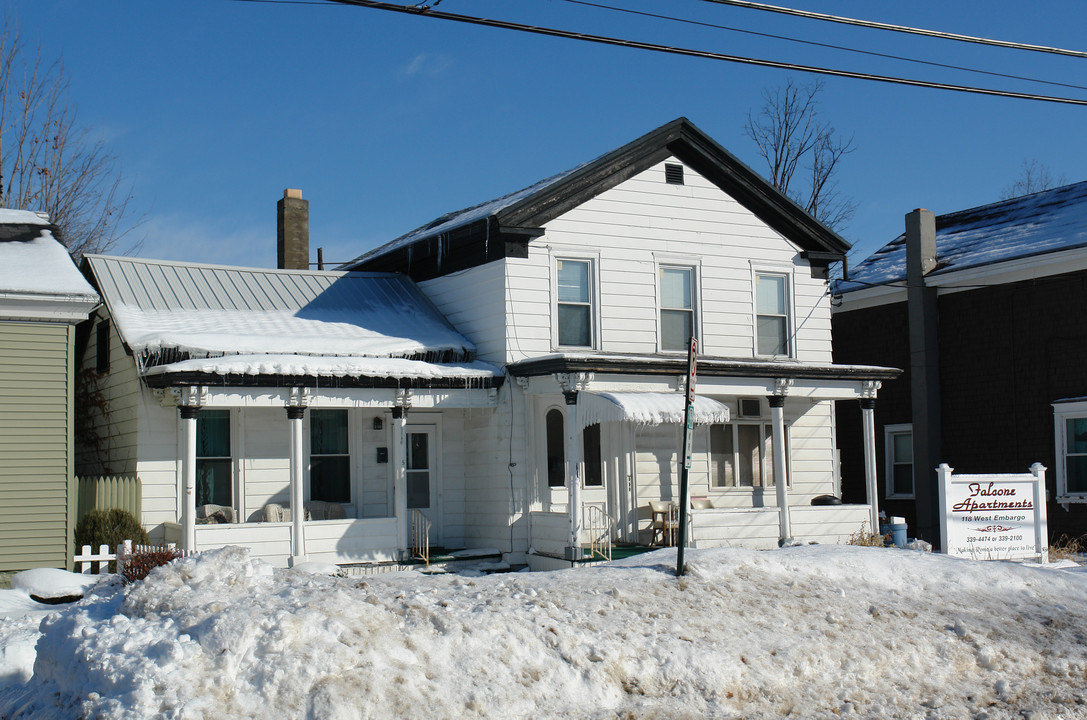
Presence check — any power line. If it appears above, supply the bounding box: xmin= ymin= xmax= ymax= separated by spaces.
xmin=697 ymin=0 xmax=1087 ymax=59
xmin=558 ymin=0 xmax=1087 ymax=94
xmin=322 ymin=0 xmax=1087 ymax=106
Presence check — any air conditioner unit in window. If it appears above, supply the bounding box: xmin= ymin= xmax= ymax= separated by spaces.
xmin=738 ymin=398 xmax=762 ymax=418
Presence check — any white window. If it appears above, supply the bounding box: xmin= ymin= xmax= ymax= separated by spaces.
xmin=310 ymin=409 xmax=352 ymax=503
xmin=755 ymin=272 xmax=791 ymax=357
xmin=659 ymin=266 xmax=696 ymax=352
xmin=1053 ymin=400 xmax=1087 ymax=502
xmin=884 ymin=424 xmax=914 ymax=499
xmin=710 ymin=421 xmax=783 ymax=488
xmin=556 ymin=258 xmax=594 ymax=348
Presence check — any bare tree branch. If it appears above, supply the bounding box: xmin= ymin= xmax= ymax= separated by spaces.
xmin=1000 ymin=159 xmax=1067 ymax=200
xmin=744 ymin=78 xmax=856 ymax=231
xmin=0 ymin=14 xmax=138 ymax=260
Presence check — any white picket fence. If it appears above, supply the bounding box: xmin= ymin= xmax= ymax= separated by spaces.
xmin=74 ymin=540 xmax=195 ymax=574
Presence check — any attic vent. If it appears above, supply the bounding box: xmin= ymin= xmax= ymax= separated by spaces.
xmin=738 ymin=398 xmax=761 ymax=418
xmin=665 ymin=163 xmax=684 ymax=185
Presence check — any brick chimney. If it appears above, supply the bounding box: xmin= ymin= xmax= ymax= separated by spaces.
xmin=277 ymin=189 xmax=309 ymax=270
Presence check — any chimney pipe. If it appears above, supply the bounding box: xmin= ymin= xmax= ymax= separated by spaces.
xmin=277 ymin=189 xmax=309 ymax=270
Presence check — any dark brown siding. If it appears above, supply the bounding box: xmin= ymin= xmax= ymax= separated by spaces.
xmin=834 ymin=271 xmax=1087 ymax=540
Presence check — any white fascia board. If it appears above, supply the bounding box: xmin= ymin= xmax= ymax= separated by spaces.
xmin=833 ymin=284 xmax=906 ymax=312
xmin=836 ymin=246 xmax=1087 ymax=312
xmin=0 ymin=292 xmax=99 ymax=322
xmin=926 ymin=247 xmax=1087 ymax=294
xmin=189 ymin=386 xmax=498 ymax=409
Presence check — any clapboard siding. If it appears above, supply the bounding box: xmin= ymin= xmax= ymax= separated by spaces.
xmin=498 ymin=158 xmax=832 ymax=362
xmin=0 ymin=321 xmax=73 ymax=570
xmin=420 ymin=262 xmax=508 ymax=364
xmin=76 ymin=309 xmax=139 ymax=478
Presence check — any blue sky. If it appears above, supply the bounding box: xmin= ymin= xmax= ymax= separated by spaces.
xmin=14 ymin=0 xmax=1087 ymax=269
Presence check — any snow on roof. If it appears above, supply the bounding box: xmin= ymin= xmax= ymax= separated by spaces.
xmin=342 ymin=162 xmax=585 ymax=268
xmin=86 ymin=255 xmax=475 ymax=365
xmin=577 ymin=391 xmax=730 ymax=430
xmin=0 ymin=221 xmax=98 ymax=299
xmin=840 ymin=181 xmax=1087 ymax=292
xmin=143 ymin=354 xmax=501 ymax=381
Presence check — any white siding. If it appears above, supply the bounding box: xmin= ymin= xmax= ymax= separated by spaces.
xmin=502 ymin=157 xmax=833 ymax=363
xmin=76 ymin=309 xmax=139 ymax=476
xmin=420 ymin=262 xmax=508 ymax=364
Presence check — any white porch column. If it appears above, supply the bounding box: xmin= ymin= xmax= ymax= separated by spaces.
xmin=391 ymin=406 xmax=409 ymax=557
xmin=178 ymin=405 xmax=199 ymax=553
xmin=286 ymin=404 xmax=307 ymax=566
xmin=769 ymin=394 xmax=792 ymax=544
xmin=860 ymin=397 xmax=881 ymax=533
xmin=564 ymin=390 xmax=583 ymax=560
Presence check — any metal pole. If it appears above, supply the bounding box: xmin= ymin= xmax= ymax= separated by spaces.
xmin=676 ymin=338 xmax=697 ymax=577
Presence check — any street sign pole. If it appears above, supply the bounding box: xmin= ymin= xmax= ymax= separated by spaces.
xmin=676 ymin=336 xmax=697 ymax=577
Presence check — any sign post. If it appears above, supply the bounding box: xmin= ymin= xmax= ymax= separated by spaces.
xmin=676 ymin=337 xmax=697 ymax=577
xmin=937 ymin=463 xmax=1048 ymax=562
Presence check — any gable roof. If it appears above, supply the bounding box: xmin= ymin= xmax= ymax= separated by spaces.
xmin=0 ymin=209 xmax=98 ymax=322
xmin=838 ymin=180 xmax=1087 ymax=293
xmin=83 ymin=255 xmax=478 ymax=370
xmin=344 ymin=117 xmax=849 ymax=281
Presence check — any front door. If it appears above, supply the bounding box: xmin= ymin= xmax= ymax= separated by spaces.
xmin=405 ymin=426 xmax=441 ymax=545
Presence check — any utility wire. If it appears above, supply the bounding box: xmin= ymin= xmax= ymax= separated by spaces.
xmin=697 ymin=0 xmax=1087 ymax=60
xmin=560 ymin=0 xmax=1087 ymax=93
xmin=323 ymin=0 xmax=1087 ymax=106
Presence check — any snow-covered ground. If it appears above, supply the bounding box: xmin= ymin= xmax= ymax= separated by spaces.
xmin=1 ymin=545 xmax=1086 ymax=719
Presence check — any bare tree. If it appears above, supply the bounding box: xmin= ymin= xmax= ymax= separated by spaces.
xmin=744 ymin=79 xmax=856 ymax=231
xmin=1000 ymin=159 xmax=1067 ymax=200
xmin=0 ymin=15 xmax=135 ymax=259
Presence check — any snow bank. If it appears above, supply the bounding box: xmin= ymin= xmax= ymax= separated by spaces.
xmin=2 ymin=545 xmax=1086 ymax=719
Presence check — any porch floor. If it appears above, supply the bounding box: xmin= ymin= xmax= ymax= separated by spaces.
xmin=570 ymin=543 xmax=660 ymax=564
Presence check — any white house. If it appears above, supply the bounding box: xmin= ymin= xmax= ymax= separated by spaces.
xmin=77 ymin=118 xmax=897 ymax=571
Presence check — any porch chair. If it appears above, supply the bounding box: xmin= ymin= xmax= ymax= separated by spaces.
xmin=649 ymin=501 xmax=678 ymax=547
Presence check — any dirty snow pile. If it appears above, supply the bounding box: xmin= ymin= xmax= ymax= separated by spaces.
xmin=2 ymin=545 xmax=1087 ymax=719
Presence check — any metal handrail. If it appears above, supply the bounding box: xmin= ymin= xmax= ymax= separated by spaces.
xmin=583 ymin=504 xmax=613 ymax=562
xmin=410 ymin=509 xmax=431 ymax=568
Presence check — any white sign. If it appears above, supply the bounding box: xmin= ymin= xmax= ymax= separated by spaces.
xmin=937 ymin=463 xmax=1048 ymax=561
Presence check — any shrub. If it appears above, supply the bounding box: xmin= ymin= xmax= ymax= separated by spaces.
xmin=848 ymin=522 xmax=889 ymax=547
xmin=121 ymin=545 xmax=182 ymax=584
xmin=75 ymin=508 xmax=150 ymax=553
xmin=1049 ymin=533 xmax=1086 ymax=562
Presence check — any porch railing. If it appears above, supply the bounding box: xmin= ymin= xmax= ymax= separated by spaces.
xmin=583 ymin=504 xmax=613 ymax=562
xmin=410 ymin=509 xmax=431 ymax=568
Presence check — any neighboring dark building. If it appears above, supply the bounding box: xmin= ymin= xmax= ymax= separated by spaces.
xmin=833 ymin=182 xmax=1087 ymax=546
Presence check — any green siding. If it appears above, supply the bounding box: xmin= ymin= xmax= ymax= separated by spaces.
xmin=0 ymin=321 xmax=74 ymax=571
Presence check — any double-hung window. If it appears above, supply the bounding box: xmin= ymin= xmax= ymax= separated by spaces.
xmin=196 ymin=409 xmax=232 ymax=508
xmin=556 ymin=259 xmax=593 ymax=347
xmin=755 ymin=272 xmax=791 ymax=356
xmin=709 ymin=421 xmax=782 ymax=488
xmin=1053 ymin=400 xmax=1087 ymax=502
xmin=310 ymin=409 xmax=351 ymax=503
xmin=884 ymin=424 xmax=914 ymax=498
xmin=660 ymin=266 xmax=695 ymax=351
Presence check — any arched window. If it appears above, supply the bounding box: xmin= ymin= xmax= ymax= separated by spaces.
xmin=546 ymin=409 xmax=566 ymax=487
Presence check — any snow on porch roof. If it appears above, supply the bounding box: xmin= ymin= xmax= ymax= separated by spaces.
xmin=576 ymin=392 xmax=730 ymax=431
xmin=142 ymin=354 xmax=501 ymax=383
xmin=84 ymin=255 xmax=475 ymax=363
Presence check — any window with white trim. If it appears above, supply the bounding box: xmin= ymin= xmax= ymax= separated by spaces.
xmin=659 ymin=266 xmax=696 ymax=351
xmin=1053 ymin=400 xmax=1087 ymax=501
xmin=884 ymin=424 xmax=914 ymax=499
xmin=710 ymin=421 xmax=783 ymax=488
xmin=310 ymin=409 xmax=351 ymax=503
xmin=556 ymin=258 xmax=594 ymax=348
xmin=583 ymin=423 xmax=603 ymax=487
xmin=755 ymin=272 xmax=791 ymax=357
